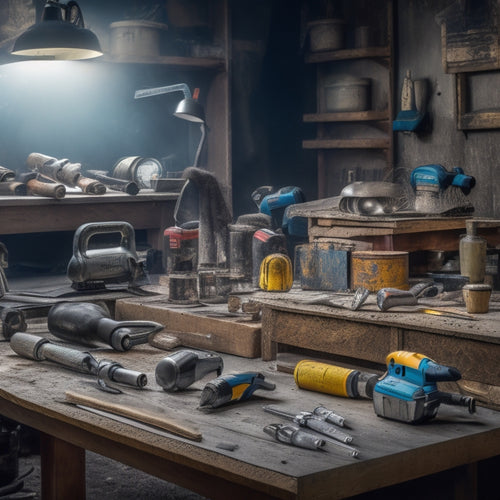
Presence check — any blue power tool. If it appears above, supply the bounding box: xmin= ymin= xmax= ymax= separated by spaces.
xmin=199 ymin=372 xmax=276 ymax=408
xmin=373 ymin=351 xmax=475 ymax=424
xmin=259 ymin=186 xmax=306 ymax=230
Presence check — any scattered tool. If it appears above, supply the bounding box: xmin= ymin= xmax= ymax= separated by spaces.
xmin=47 ymin=302 xmax=163 ymax=351
xmin=0 ymin=307 xmax=27 ymax=340
xmin=26 ymin=152 xmax=82 ymax=187
xmin=294 ymin=360 xmax=380 ymax=400
xmin=199 ymin=372 xmax=275 ymax=408
xmin=10 ymin=332 xmax=147 ymax=393
xmin=393 ymin=70 xmax=425 ymax=132
xmin=373 ymin=351 xmax=476 ymax=424
xmin=65 ymin=390 xmax=202 ymax=441
xmin=263 ymin=405 xmax=353 ymax=444
xmin=17 ymin=172 xmax=66 ymax=199
xmin=75 ymin=175 xmax=106 ymax=195
xmin=0 ymin=181 xmax=27 ymax=196
xmin=263 ymin=423 xmax=325 ymax=451
xmin=303 ymin=287 xmax=370 ymax=311
xmin=410 ymin=164 xmax=475 ymax=214
xmin=86 ymin=170 xmax=139 ymax=195
xmin=155 ymin=349 xmax=223 ymax=391
xmin=376 ymin=286 xmax=477 ymax=320
xmin=67 ymin=221 xmax=148 ymax=290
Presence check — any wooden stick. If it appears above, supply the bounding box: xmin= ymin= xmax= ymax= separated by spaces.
xmin=65 ymin=390 xmax=202 ymax=442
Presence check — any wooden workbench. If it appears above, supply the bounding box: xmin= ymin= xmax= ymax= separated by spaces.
xmin=0 ymin=328 xmax=499 ymax=500
xmin=287 ymin=199 xmax=500 ymax=252
xmin=0 ymin=191 xmax=178 ymax=250
xmin=254 ymin=288 xmax=500 ymax=410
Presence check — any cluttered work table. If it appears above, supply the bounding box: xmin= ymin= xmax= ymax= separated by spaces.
xmin=1 ymin=326 xmax=500 ymax=500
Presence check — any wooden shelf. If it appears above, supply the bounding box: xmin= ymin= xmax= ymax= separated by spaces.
xmin=104 ymin=55 xmax=226 ymax=70
xmin=303 ymin=110 xmax=389 ymax=122
xmin=305 ymin=46 xmax=391 ymax=64
xmin=302 ymin=138 xmax=390 ymax=149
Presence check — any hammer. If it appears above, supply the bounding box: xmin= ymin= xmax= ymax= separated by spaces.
xmin=17 ymin=172 xmax=66 ymax=199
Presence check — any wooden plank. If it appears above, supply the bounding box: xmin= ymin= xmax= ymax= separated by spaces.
xmin=115 ymin=295 xmax=262 ymax=358
xmin=303 ymin=110 xmax=389 ymax=122
xmin=305 ymin=46 xmax=390 ymax=64
xmin=303 ymin=138 xmax=390 ymax=149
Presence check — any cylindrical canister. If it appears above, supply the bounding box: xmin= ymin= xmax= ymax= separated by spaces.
xmin=163 ymin=226 xmax=199 ymax=274
xmin=460 ymin=221 xmax=487 ymax=284
xmin=294 ymin=360 xmax=378 ymax=399
xmin=462 ymin=283 xmax=491 ymax=313
xmin=350 ymin=251 xmax=409 ymax=291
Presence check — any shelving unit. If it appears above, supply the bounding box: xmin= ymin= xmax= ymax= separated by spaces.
xmin=302 ymin=0 xmax=394 ymax=199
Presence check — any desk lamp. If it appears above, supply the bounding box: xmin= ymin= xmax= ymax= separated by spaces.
xmin=11 ymin=1 xmax=102 ymax=60
xmin=134 ymin=83 xmax=206 ymax=168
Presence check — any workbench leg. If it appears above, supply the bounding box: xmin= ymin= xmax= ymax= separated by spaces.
xmin=453 ymin=463 xmax=478 ymax=500
xmin=261 ymin=307 xmax=277 ymax=361
xmin=40 ymin=432 xmax=86 ymax=500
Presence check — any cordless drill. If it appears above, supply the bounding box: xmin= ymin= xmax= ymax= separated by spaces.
xmin=373 ymin=351 xmax=475 ymax=424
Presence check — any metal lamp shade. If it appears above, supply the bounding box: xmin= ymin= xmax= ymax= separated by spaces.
xmin=11 ymin=20 xmax=102 ymax=60
xmin=174 ymin=98 xmax=205 ymax=123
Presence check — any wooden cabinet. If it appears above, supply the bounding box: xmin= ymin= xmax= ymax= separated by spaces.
xmin=302 ymin=0 xmax=394 ymax=198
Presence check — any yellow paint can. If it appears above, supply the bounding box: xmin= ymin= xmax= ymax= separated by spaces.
xmin=351 ymin=250 xmax=409 ymax=291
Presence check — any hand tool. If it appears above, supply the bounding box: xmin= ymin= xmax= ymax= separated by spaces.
xmin=17 ymin=172 xmax=66 ymax=199
xmin=263 ymin=423 xmax=325 ymax=450
xmin=9 ymin=332 xmax=147 ymax=393
xmin=67 ymin=221 xmax=148 ymax=290
xmin=155 ymin=349 xmax=223 ymax=391
xmin=86 ymin=170 xmax=139 ymax=195
xmin=47 ymin=301 xmax=163 ymax=351
xmin=199 ymin=372 xmax=275 ymax=408
xmin=294 ymin=360 xmax=380 ymax=399
xmin=302 ymin=287 xmax=370 ymax=311
xmin=65 ymin=390 xmax=202 ymax=441
xmin=75 ymin=176 xmax=106 ymax=195
xmin=263 ymin=405 xmax=353 ymax=444
xmin=0 ymin=181 xmax=27 ymax=196
xmin=376 ymin=287 xmax=477 ymax=320
xmin=373 ymin=351 xmax=476 ymax=424
xmin=26 ymin=152 xmax=82 ymax=187
xmin=0 ymin=165 xmax=16 ymax=182
xmin=0 ymin=307 xmax=27 ymax=340
xmin=312 ymin=405 xmax=346 ymax=428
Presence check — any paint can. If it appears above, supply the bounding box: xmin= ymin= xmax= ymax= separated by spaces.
xmin=110 ymin=20 xmax=168 ymax=58
xmin=308 ymin=19 xmax=345 ymax=52
xmin=351 ymin=251 xmax=409 ymax=291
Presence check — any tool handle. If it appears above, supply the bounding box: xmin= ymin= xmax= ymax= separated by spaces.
xmin=65 ymin=390 xmax=202 ymax=441
xmin=301 ymin=416 xmax=353 ymax=443
xmin=26 ymin=179 xmax=66 ymax=199
xmin=9 ymin=332 xmax=95 ymax=374
xmin=76 ymin=176 xmax=106 ymax=195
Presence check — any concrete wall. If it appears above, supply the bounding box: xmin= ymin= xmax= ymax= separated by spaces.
xmin=395 ymin=0 xmax=500 ymax=217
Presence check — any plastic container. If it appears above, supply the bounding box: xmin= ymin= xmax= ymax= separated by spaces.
xmin=110 ymin=20 xmax=168 ymax=58
xmin=325 ymin=78 xmax=371 ymax=112
xmin=308 ymin=19 xmax=345 ymax=52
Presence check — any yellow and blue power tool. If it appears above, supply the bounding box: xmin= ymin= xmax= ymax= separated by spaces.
xmin=199 ymin=372 xmax=276 ymax=409
xmin=373 ymin=351 xmax=476 ymax=424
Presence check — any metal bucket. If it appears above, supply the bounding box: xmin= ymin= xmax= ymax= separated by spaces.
xmin=351 ymin=251 xmax=409 ymax=291
xmin=308 ymin=19 xmax=345 ymax=52
xmin=325 ymin=78 xmax=371 ymax=112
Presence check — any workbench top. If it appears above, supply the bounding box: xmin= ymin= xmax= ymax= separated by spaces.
xmin=1 ymin=324 xmax=500 ymax=499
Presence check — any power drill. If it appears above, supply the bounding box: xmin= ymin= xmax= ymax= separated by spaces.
xmin=373 ymin=351 xmax=476 ymax=424
xmin=199 ymin=372 xmax=276 ymax=408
